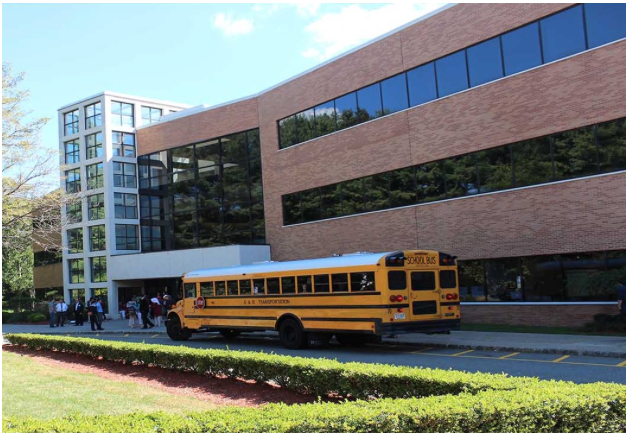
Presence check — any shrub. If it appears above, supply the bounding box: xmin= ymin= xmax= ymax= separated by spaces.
xmin=26 ymin=313 xmax=46 ymax=322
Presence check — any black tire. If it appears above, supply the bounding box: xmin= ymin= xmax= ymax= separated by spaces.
xmin=218 ymin=329 xmax=241 ymax=339
xmin=166 ymin=316 xmax=191 ymax=341
xmin=335 ymin=333 xmax=368 ymax=346
xmin=278 ymin=318 xmax=308 ymax=349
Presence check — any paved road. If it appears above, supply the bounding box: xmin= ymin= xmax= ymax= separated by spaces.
xmin=76 ymin=332 xmax=626 ymax=384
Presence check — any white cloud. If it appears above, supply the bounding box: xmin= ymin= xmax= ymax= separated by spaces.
xmin=296 ymin=3 xmax=321 ymax=17
xmin=213 ymin=13 xmax=254 ymax=37
xmin=302 ymin=3 xmax=446 ymax=61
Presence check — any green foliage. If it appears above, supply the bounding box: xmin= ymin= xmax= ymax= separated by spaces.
xmin=4 ymin=334 xmax=624 ymax=433
xmin=26 ymin=313 xmax=46 ymax=322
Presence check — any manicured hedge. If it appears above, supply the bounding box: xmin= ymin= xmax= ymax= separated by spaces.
xmin=5 ymin=333 xmax=537 ymax=399
xmin=3 ymin=384 xmax=625 ymax=433
xmin=4 ymin=334 xmax=625 ymax=433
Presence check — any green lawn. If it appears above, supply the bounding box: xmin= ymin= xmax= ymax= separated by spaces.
xmin=2 ymin=351 xmax=218 ymax=419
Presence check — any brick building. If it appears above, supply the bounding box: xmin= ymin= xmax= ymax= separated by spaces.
xmin=59 ymin=4 xmax=625 ymax=326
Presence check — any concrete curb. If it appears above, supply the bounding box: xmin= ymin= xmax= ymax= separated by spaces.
xmin=4 ymin=330 xmax=625 ymax=359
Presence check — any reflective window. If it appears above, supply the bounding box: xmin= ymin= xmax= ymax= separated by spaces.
xmin=141 ymin=106 xmax=162 ymax=125
xmin=584 ymin=4 xmax=626 ymax=49
xmin=458 ymin=260 xmax=486 ymax=302
xmin=283 ymin=193 xmax=301 ymax=225
xmin=357 ymin=83 xmax=383 ymax=122
xmin=88 ymin=193 xmax=105 ymax=220
xmin=227 ymin=280 xmax=239 ymax=296
xmin=215 ymin=282 xmax=226 ymax=296
xmin=64 ymin=109 xmax=79 ymax=136
xmin=111 ymin=101 xmax=134 ymax=127
xmin=85 ymin=102 xmax=102 ymax=129
xmin=340 ymin=179 xmax=364 ymax=216
xmin=596 ymin=119 xmax=626 ymax=173
xmin=298 ymin=276 xmax=312 ymax=293
xmin=295 ymin=109 xmax=316 ymax=143
xmin=113 ymin=162 xmax=137 ymax=188
xmin=435 ymin=51 xmax=468 ymax=97
xmin=440 ymin=270 xmax=457 ymax=289
xmin=485 ymin=257 xmax=520 ymax=302
xmin=114 ymin=193 xmax=137 ymax=219
xmin=65 ymin=140 xmax=80 ymax=164
xmin=91 ymin=257 xmax=107 ymax=283
xmin=390 ymin=167 xmax=416 ymax=208
xmin=467 ymin=37 xmax=504 ymax=87
xmin=381 ymin=73 xmax=409 ymax=115
xmin=320 ymin=184 xmax=341 ymax=219
xmin=112 ymin=132 xmax=136 ymax=157
xmin=314 ymin=100 xmax=336 ymax=136
xmin=443 ymin=155 xmax=479 ymax=199
xmin=67 ymin=228 xmax=83 ymax=253
xmin=301 ymin=188 xmax=321 ymax=222
xmin=65 ymin=168 xmax=81 ymax=193
xmin=476 ymin=147 xmax=513 ymax=193
xmin=552 ymin=126 xmax=598 ymax=180
xmin=253 ymin=279 xmax=265 ymax=295
xmin=69 ymin=259 xmax=84 ymax=284
xmin=416 ymin=162 xmax=446 ymax=203
xmin=86 ymin=163 xmax=104 ymax=190
xmin=335 ymin=93 xmax=359 ymax=129
xmin=173 ymin=212 xmax=196 ymax=249
xmin=89 ymin=225 xmax=106 ymax=251
xmin=501 ymin=22 xmax=542 ymax=76
xmin=66 ymin=202 xmax=82 ymax=223
xmin=240 ymin=280 xmax=252 ymax=295
xmin=200 ymin=282 xmax=214 ymax=297
xmin=85 ymin=132 xmax=103 ymax=159
xmin=521 ymin=255 xmax=564 ymax=302
xmin=267 ymin=278 xmax=280 ymax=294
xmin=540 ymin=5 xmax=586 ymax=63
xmin=279 ymin=116 xmax=296 ymax=149
xmin=407 ymin=62 xmax=437 ymax=106
xmin=512 ymin=137 xmax=553 ymax=188
xmin=364 ymin=173 xmax=389 ymax=212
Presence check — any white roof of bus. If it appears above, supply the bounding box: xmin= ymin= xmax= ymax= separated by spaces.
xmin=184 ymin=251 xmax=398 ymax=280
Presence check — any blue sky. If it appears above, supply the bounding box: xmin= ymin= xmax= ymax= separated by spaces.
xmin=3 ymin=2 xmax=445 ymax=186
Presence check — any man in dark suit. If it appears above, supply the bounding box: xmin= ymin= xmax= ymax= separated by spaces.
xmin=74 ymin=298 xmax=84 ymax=326
xmin=139 ymin=294 xmax=155 ymax=329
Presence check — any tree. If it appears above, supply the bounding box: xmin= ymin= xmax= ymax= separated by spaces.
xmin=2 ymin=62 xmax=69 ymax=253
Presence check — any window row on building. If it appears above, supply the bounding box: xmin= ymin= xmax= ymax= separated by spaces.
xmin=283 ymin=118 xmax=625 ymax=225
xmin=67 ymin=288 xmax=109 ymax=311
xmin=138 ymin=128 xmax=265 ymax=251
xmin=64 ymin=162 xmax=137 ymax=193
xmin=33 ymin=250 xmax=63 ymax=267
xmin=63 ymin=101 xmax=168 ymax=136
xmin=459 ymin=250 xmax=625 ymax=302
xmin=66 ymin=224 xmax=139 ymax=254
xmin=64 ymin=131 xmax=136 ymax=165
xmin=278 ymin=4 xmax=626 ymax=149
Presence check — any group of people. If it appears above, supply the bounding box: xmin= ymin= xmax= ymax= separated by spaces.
xmin=123 ymin=293 xmax=172 ymax=329
xmin=48 ymin=296 xmax=106 ymax=331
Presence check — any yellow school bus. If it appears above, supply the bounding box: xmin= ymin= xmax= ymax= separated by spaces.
xmin=166 ymin=249 xmax=460 ymax=349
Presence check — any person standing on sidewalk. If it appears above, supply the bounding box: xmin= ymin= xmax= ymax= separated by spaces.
xmin=48 ymin=297 xmax=56 ymax=328
xmin=73 ymin=298 xmax=84 ymax=326
xmin=95 ymin=297 xmax=105 ymax=326
xmin=617 ymin=278 xmax=626 ymax=317
xmin=139 ymin=294 xmax=155 ymax=329
xmin=55 ymin=299 xmax=68 ymax=327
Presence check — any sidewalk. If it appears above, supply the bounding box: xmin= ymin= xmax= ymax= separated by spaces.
xmin=2 ymin=318 xmax=625 ymax=358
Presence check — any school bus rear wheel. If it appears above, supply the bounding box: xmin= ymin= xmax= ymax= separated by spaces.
xmin=278 ymin=318 xmax=309 ymax=349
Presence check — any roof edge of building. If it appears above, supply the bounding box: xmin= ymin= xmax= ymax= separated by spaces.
xmin=58 ymin=91 xmax=191 ymax=112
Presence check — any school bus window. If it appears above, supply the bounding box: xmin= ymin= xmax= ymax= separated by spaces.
xmin=298 ymin=276 xmax=312 ymax=293
xmin=411 ymin=271 xmax=436 ymax=291
xmin=282 ymin=276 xmax=296 ymax=294
xmin=200 ymin=282 xmax=214 ymax=297
xmin=253 ymin=279 xmax=265 ymax=294
xmin=351 ymin=272 xmax=375 ymax=291
xmin=388 ymin=271 xmax=406 ymax=290
xmin=240 ymin=279 xmax=252 ymax=295
xmin=215 ymin=281 xmax=226 ymax=296
xmin=184 ymin=283 xmax=197 ymax=298
xmin=227 ymin=280 xmax=239 ymax=295
xmin=332 ymin=273 xmax=349 ymax=292
xmin=314 ymin=274 xmax=330 ymax=293
xmin=267 ymin=278 xmax=280 ymax=294
xmin=440 ymin=270 xmax=457 ymax=289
